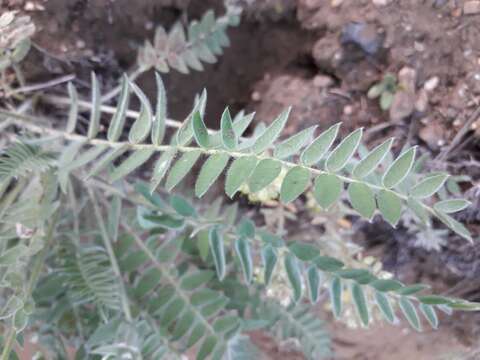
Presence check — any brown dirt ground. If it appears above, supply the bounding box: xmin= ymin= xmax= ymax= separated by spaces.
xmin=2 ymin=0 xmax=480 ymax=359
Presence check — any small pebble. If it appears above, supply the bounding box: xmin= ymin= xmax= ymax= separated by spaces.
xmin=424 ymin=76 xmax=439 ymax=91
xmin=372 ymin=0 xmax=392 ymax=5
xmin=251 ymin=91 xmax=261 ymax=101
xmin=313 ymin=75 xmax=334 ymax=88
xmin=343 ymin=105 xmax=353 ymax=115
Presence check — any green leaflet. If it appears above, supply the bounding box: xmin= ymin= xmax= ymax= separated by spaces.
xmin=220 ymin=107 xmax=237 ymax=150
xmin=87 ymin=72 xmax=101 ymax=139
xmin=396 ymin=284 xmax=430 ymax=296
xmin=237 ymin=218 xmax=255 ymax=239
xmin=374 ymin=291 xmax=395 ymax=324
xmin=382 ymin=147 xmax=416 ymax=189
xmin=233 ymin=111 xmax=255 ymax=137
xmin=419 ymin=304 xmax=438 ymax=329
xmin=195 ymin=153 xmax=229 ymax=197
xmin=280 ymin=166 xmax=310 ymax=203
xmin=193 ymin=111 xmax=210 ymax=148
xmin=314 ymin=256 xmax=344 ymax=272
xmin=66 ymin=146 xmax=107 ymax=172
xmin=351 ymin=283 xmax=369 ymax=326
xmin=399 ymin=297 xmax=421 ymax=331
xmin=107 ymin=75 xmax=130 ymax=142
xmin=348 ymin=182 xmax=376 ymax=220
xmin=434 ymin=199 xmax=470 ymax=213
xmin=410 ymin=173 xmax=449 ymax=199
xmin=66 ymin=82 xmax=78 ymax=133
xmin=197 ymin=336 xmax=217 ymax=360
xmin=307 ymin=265 xmax=320 ymax=303
xmin=251 ymin=107 xmax=291 ymax=154
xmin=313 ymin=173 xmax=342 ymax=210
xmin=180 ymin=271 xmax=214 ymax=291
xmin=248 ymin=159 xmax=282 ymax=193
xmin=301 ymin=122 xmax=340 ymax=166
xmin=110 ymin=149 xmax=154 ymax=182
xmin=416 ymin=295 xmax=451 ymax=305
xmin=107 ymin=198 xmax=121 ymax=244
xmin=129 ymin=81 xmax=153 ymax=144
xmin=289 ymin=242 xmax=320 ymax=261
xmin=0 ymin=245 xmax=29 ymax=266
xmin=370 ymin=279 xmax=403 ymax=292
xmin=165 ymin=150 xmax=202 ymax=191
xmin=152 ymin=72 xmax=167 ymax=146
xmin=377 ymin=189 xmax=402 ymax=227
xmin=274 ymin=125 xmax=317 ymax=160
xmin=150 ymin=149 xmax=177 ymax=193
xmin=435 ymin=211 xmax=473 ymax=242
xmin=261 ymin=245 xmax=277 ymax=286
xmin=225 ymin=156 xmax=257 ymax=198
xmin=329 ymin=277 xmax=342 ymax=318
xmin=85 ymin=145 xmax=128 ymax=179
xmin=209 ymin=226 xmax=226 ymax=281
xmin=234 ymin=237 xmax=253 ymax=284
xmin=285 ymin=253 xmax=302 ymax=302
xmin=170 ymin=195 xmax=196 ymax=217
xmin=176 ymin=89 xmax=207 ymax=145
xmin=326 ymin=128 xmax=363 ymax=172
xmin=353 ymin=138 xmax=393 ymax=178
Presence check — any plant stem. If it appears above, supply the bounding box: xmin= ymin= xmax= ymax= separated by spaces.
xmin=0 ymin=108 xmax=436 ymax=221
xmin=87 ymin=187 xmax=132 ymax=322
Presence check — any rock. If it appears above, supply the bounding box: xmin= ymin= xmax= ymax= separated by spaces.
xmin=464 ymin=1 xmax=480 ymax=15
xmin=389 ymin=91 xmax=416 ymax=121
xmin=398 ymin=67 xmax=417 ymax=93
xmin=415 ymin=89 xmax=429 ymax=113
xmin=424 ymin=76 xmax=440 ymax=91
xmin=341 ymin=22 xmax=384 ymax=56
xmin=331 ymin=0 xmax=344 ymax=7
xmin=312 ymin=35 xmax=342 ymax=72
xmin=313 ymin=74 xmax=334 ymax=88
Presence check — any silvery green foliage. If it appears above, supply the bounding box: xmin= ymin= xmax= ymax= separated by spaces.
xmin=55 ymin=72 xmax=473 ymax=243
xmin=137 ymin=7 xmax=240 ymax=74
xmin=1 ymin=71 xmax=478 ymax=358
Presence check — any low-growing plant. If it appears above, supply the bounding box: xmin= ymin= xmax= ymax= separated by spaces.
xmin=0 ymin=5 xmax=478 ymax=360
